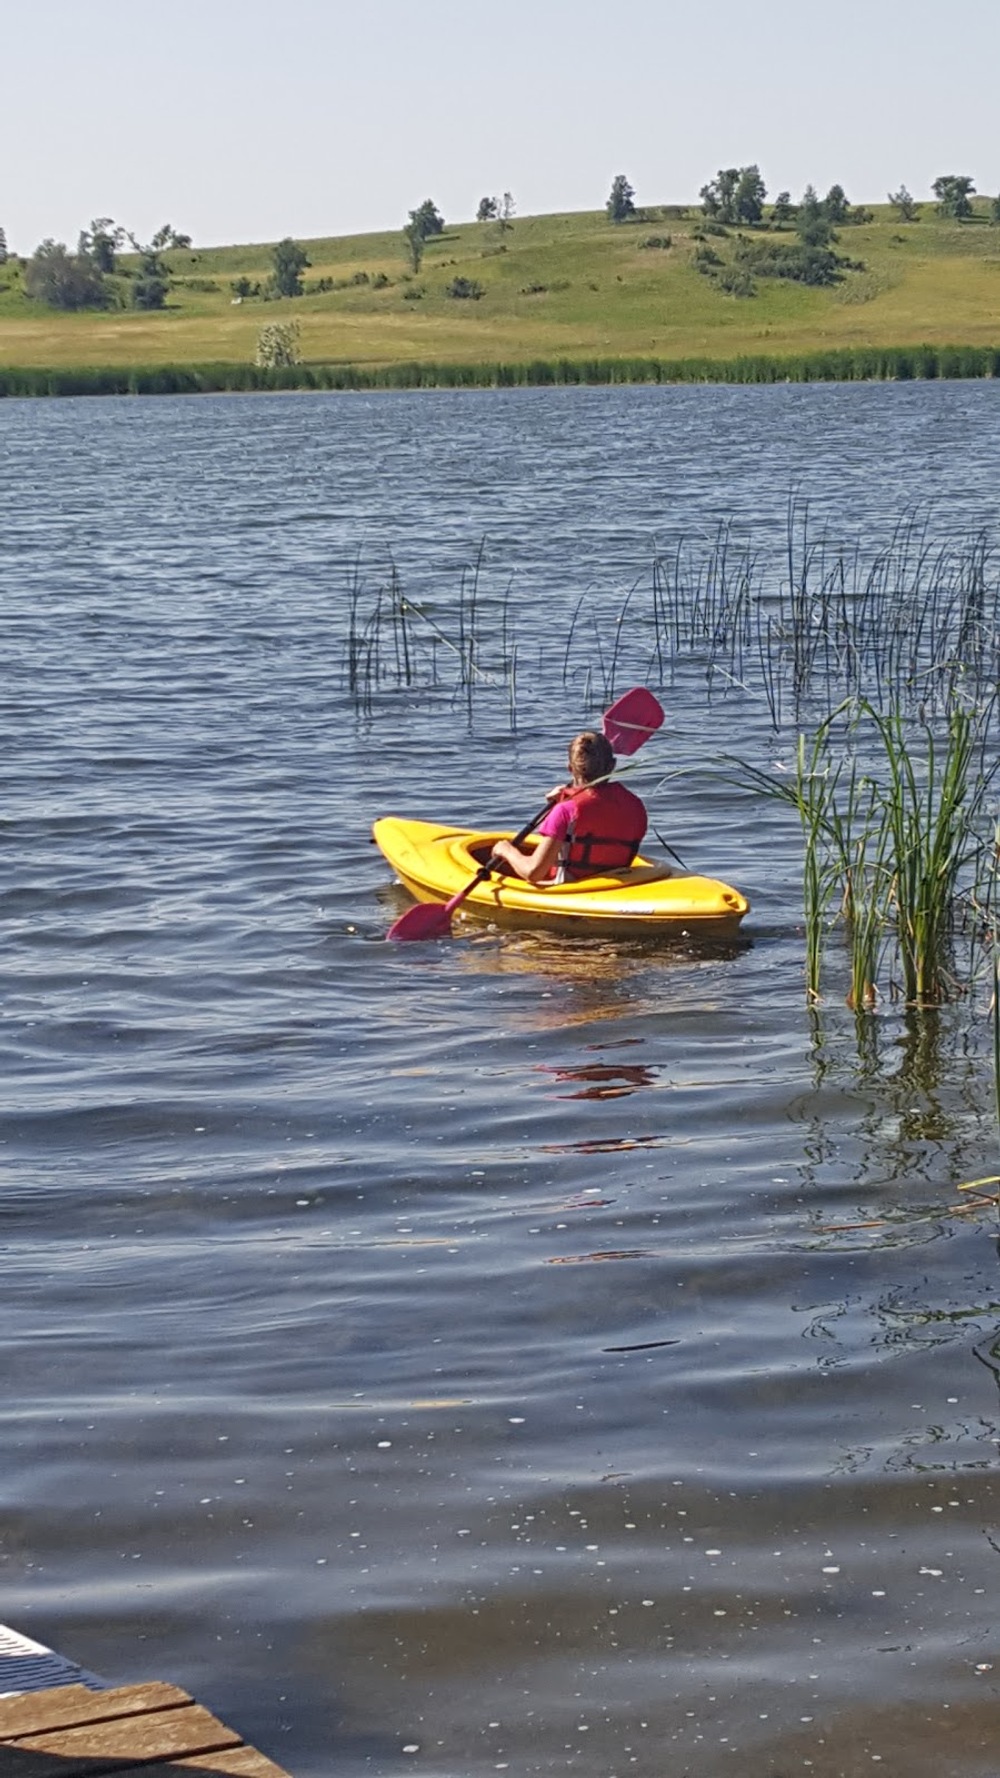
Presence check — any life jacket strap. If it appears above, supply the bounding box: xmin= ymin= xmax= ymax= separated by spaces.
xmin=562 ymin=831 xmax=640 ymax=875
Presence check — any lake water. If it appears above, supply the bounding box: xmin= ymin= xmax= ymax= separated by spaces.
xmin=3 ymin=384 xmax=1000 ymax=1778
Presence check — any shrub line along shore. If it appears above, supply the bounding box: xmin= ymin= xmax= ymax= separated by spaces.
xmin=3 ymin=343 xmax=1000 ymax=398
xmin=7 ymin=199 xmax=1000 ymax=393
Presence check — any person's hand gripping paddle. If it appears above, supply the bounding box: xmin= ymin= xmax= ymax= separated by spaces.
xmin=386 ymin=686 xmax=664 ymax=942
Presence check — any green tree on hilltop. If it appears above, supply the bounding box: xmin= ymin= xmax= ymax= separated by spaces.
xmin=476 ymin=196 xmax=498 ymax=222
xmin=0 ymin=227 xmax=7 ymax=265
xmin=124 ymin=231 xmax=171 ymax=308
xmin=132 ymin=251 xmax=169 ymax=309
xmin=25 ymin=239 xmax=108 ymax=309
xmin=606 ymin=174 xmax=636 ymax=223
xmin=700 ymin=168 xmax=738 ymax=222
xmin=823 ymin=184 xmax=850 ymax=224
xmin=734 ymin=165 xmax=766 ymax=224
xmin=402 ymin=199 xmax=445 ymax=271
xmin=798 ymin=184 xmax=822 ymax=224
xmin=888 ymin=184 xmax=919 ymax=221
xmin=272 ymin=237 xmax=310 ymax=296
xmin=700 ymin=166 xmax=765 ymax=226
xmin=409 ymin=199 xmax=444 ymax=238
xmin=932 ymin=174 xmax=976 ymax=220
xmin=152 ymin=223 xmax=192 ymax=251
xmin=771 ymin=191 xmax=795 ymax=229
xmin=82 ymin=217 xmax=124 ymax=274
xmin=795 ymin=184 xmax=837 ymax=247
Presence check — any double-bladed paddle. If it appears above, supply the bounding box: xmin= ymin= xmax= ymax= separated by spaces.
xmin=385 ymin=686 xmax=665 ymax=942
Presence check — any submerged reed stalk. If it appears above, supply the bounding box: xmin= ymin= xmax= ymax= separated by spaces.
xmin=343 ymin=514 xmax=1000 ymax=744
xmin=644 ymin=510 xmax=1000 ymax=729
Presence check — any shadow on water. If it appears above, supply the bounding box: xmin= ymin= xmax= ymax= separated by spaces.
xmin=534 ymin=1060 xmax=659 ymax=1099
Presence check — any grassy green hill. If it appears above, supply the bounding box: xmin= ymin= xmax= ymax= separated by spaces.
xmin=2 ymin=202 xmax=1000 ymax=379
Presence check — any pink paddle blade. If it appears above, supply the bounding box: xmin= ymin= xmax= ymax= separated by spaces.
xmin=603 ymin=686 xmax=664 ymax=757
xmin=386 ymin=900 xmax=454 ymax=942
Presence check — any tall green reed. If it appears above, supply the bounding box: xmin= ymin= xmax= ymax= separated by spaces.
xmin=733 ymin=716 xmax=847 ymax=1001
xmin=872 ymin=704 xmax=991 ymax=1003
xmin=732 ymin=698 xmax=997 ymax=1007
xmin=825 ymin=757 xmax=888 ymax=1011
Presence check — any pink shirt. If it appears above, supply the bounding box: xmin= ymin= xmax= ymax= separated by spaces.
xmin=536 ymin=796 xmax=577 ymax=842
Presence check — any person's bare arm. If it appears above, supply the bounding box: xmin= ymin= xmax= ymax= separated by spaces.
xmin=491 ymin=831 xmax=562 ymax=884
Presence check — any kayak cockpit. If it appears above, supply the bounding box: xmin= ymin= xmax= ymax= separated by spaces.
xmin=458 ymin=832 xmax=677 ymax=894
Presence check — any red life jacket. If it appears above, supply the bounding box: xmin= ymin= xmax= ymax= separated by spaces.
xmin=561 ymin=782 xmax=647 ymax=879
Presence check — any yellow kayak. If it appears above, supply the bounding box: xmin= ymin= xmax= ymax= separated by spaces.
xmin=373 ymin=817 xmax=749 ymax=939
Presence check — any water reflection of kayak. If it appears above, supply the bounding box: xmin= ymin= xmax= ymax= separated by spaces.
xmin=373 ymin=817 xmax=749 ymax=940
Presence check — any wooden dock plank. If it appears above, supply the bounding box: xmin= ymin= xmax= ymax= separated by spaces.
xmin=0 ymin=1681 xmax=190 ymax=1739
xmin=10 ymin=1701 xmax=241 ymax=1767
xmin=0 ymin=1742 xmax=293 ymax=1777
xmin=121 ymin=1747 xmax=292 ymax=1776
xmin=0 ymin=1681 xmax=293 ymax=1777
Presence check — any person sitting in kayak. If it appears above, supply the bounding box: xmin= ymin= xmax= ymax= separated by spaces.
xmin=491 ymin=730 xmax=647 ymax=885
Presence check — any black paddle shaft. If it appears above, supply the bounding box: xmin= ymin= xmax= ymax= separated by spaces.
xmin=509 ymin=798 xmax=558 ymax=851
xmin=467 ymin=799 xmax=553 ymax=894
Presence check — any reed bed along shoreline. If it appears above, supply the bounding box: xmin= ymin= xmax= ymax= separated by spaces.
xmin=344 ymin=512 xmax=1000 ymax=732
xmin=3 ymin=343 xmax=1000 ymax=398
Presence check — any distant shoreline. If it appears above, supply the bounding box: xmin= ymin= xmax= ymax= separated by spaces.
xmin=7 ymin=201 xmax=1000 ymax=395
xmin=1 ymin=345 xmax=999 ymax=398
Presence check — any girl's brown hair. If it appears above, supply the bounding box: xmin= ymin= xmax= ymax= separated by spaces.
xmin=568 ymin=730 xmax=615 ymax=784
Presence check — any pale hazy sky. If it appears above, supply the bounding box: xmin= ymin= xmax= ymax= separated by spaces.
xmin=7 ymin=0 xmax=1000 ymax=251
